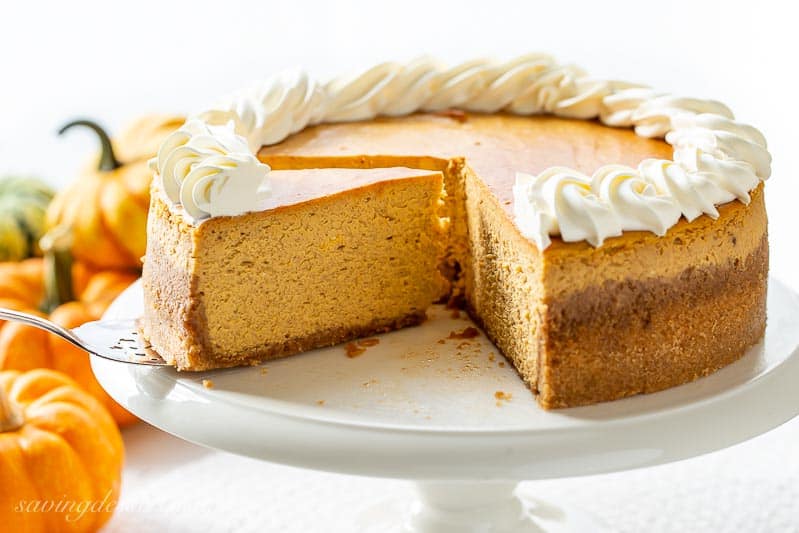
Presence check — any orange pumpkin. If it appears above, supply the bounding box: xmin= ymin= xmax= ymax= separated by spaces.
xmin=0 ymin=368 xmax=124 ymax=533
xmin=0 ymin=227 xmax=138 ymax=426
xmin=46 ymin=115 xmax=184 ymax=270
xmin=113 ymin=113 xmax=185 ymax=163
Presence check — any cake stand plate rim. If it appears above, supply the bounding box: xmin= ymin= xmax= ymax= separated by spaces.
xmin=91 ymin=277 xmax=799 ymax=480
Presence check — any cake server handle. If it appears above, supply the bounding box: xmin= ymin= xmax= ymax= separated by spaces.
xmin=0 ymin=308 xmax=87 ymax=350
xmin=0 ymin=307 xmax=167 ymax=366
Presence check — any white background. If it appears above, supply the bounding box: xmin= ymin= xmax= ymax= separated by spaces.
xmin=3 ymin=1 xmax=799 ymax=531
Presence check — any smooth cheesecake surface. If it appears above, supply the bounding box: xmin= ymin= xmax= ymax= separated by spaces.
xmin=259 ymin=113 xmax=674 ymax=217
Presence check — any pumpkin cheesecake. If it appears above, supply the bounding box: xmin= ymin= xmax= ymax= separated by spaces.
xmin=142 ymin=55 xmax=770 ymax=408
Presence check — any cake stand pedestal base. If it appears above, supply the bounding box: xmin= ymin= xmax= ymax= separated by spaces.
xmin=406 ymin=481 xmax=610 ymax=533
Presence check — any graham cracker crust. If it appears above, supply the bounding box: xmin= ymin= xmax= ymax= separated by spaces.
xmin=538 ymin=235 xmax=768 ymax=408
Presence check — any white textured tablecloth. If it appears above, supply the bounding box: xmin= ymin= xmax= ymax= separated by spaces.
xmin=103 ymin=417 xmax=799 ymax=532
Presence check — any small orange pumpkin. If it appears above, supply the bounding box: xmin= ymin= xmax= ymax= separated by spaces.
xmin=113 ymin=113 xmax=186 ymax=163
xmin=0 ymin=368 xmax=124 ymax=533
xmin=0 ymin=227 xmax=138 ymax=426
xmin=46 ymin=115 xmax=184 ymax=270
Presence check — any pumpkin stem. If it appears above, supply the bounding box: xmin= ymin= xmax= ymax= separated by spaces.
xmin=0 ymin=386 xmax=24 ymax=433
xmin=59 ymin=119 xmax=121 ymax=172
xmin=39 ymin=225 xmax=75 ymax=313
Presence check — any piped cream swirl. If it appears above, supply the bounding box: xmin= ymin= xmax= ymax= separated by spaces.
xmin=630 ymin=95 xmax=734 ymax=138
xmin=324 ymin=57 xmax=442 ymax=120
xmin=514 ymin=168 xmax=621 ymax=249
xmin=600 ymin=87 xmax=662 ymax=127
xmin=591 ymin=165 xmax=681 ymax=235
xmin=637 ymin=159 xmax=727 ymax=221
xmin=153 ymin=120 xmax=271 ymax=219
xmin=198 ymin=70 xmax=327 ymax=151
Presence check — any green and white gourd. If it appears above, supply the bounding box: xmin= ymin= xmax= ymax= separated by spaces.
xmin=0 ymin=176 xmax=55 ymax=262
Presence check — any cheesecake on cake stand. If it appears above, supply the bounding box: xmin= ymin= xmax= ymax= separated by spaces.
xmin=87 ymin=54 xmax=799 ymax=531
xmin=142 ymin=54 xmax=771 ymax=410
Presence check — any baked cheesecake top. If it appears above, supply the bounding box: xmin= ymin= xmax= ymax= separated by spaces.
xmin=257 ymin=113 xmax=673 ymax=221
xmin=150 ymin=54 xmax=771 ymax=249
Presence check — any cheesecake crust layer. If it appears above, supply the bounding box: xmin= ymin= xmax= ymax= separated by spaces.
xmin=539 ymin=235 xmax=767 ymax=408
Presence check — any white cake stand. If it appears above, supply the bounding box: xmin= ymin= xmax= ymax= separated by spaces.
xmin=93 ymin=278 xmax=799 ymax=532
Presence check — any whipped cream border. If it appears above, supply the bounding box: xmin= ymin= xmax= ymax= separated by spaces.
xmin=153 ymin=55 xmax=771 ymax=249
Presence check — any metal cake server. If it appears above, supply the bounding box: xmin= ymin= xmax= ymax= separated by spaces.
xmin=0 ymin=308 xmax=167 ymax=366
